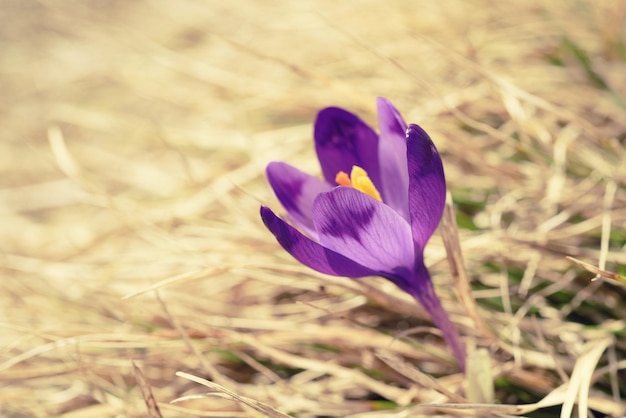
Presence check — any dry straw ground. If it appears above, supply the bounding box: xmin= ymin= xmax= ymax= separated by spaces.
xmin=1 ymin=1 xmax=625 ymax=417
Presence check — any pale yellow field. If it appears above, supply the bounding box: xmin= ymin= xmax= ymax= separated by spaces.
xmin=1 ymin=1 xmax=625 ymax=417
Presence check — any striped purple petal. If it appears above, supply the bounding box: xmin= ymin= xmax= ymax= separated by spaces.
xmin=406 ymin=124 xmax=446 ymax=250
xmin=266 ymin=161 xmax=333 ymax=239
xmin=314 ymin=107 xmax=381 ymax=189
xmin=376 ymin=97 xmax=410 ymax=221
xmin=312 ymin=187 xmax=415 ymax=285
xmin=260 ymin=206 xmax=379 ymax=278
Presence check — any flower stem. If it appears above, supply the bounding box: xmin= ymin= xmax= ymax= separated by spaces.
xmin=409 ymin=272 xmax=466 ymax=372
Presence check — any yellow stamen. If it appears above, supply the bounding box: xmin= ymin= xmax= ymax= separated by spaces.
xmin=350 ymin=166 xmax=382 ymax=201
xmin=335 ymin=165 xmax=382 ymax=202
xmin=335 ymin=171 xmax=352 ymax=187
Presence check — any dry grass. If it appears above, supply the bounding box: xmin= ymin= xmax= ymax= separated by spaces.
xmin=1 ymin=1 xmax=625 ymax=417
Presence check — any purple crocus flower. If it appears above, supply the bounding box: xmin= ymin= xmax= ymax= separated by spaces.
xmin=260 ymin=98 xmax=466 ymax=371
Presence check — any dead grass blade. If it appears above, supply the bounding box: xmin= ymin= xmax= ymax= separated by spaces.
xmin=133 ymin=362 xmax=164 ymax=418
xmin=441 ymin=192 xmax=495 ymax=341
xmin=375 ymin=350 xmax=465 ymax=403
xmin=567 ymin=256 xmax=626 ymax=285
xmin=560 ymin=337 xmax=614 ymax=418
xmin=174 ymin=371 xmax=292 ymax=418
xmin=121 ymin=267 xmax=228 ymax=300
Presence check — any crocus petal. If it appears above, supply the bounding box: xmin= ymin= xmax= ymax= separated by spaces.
xmin=406 ymin=261 xmax=467 ymax=371
xmin=314 ymin=107 xmax=381 ymax=190
xmin=406 ymin=124 xmax=446 ymax=250
xmin=312 ymin=187 xmax=415 ymax=284
xmin=376 ymin=97 xmax=410 ymax=220
xmin=266 ymin=161 xmax=333 ymax=239
xmin=260 ymin=206 xmax=379 ymax=278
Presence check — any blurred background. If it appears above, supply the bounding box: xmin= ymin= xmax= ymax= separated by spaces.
xmin=1 ymin=1 xmax=625 ymax=417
